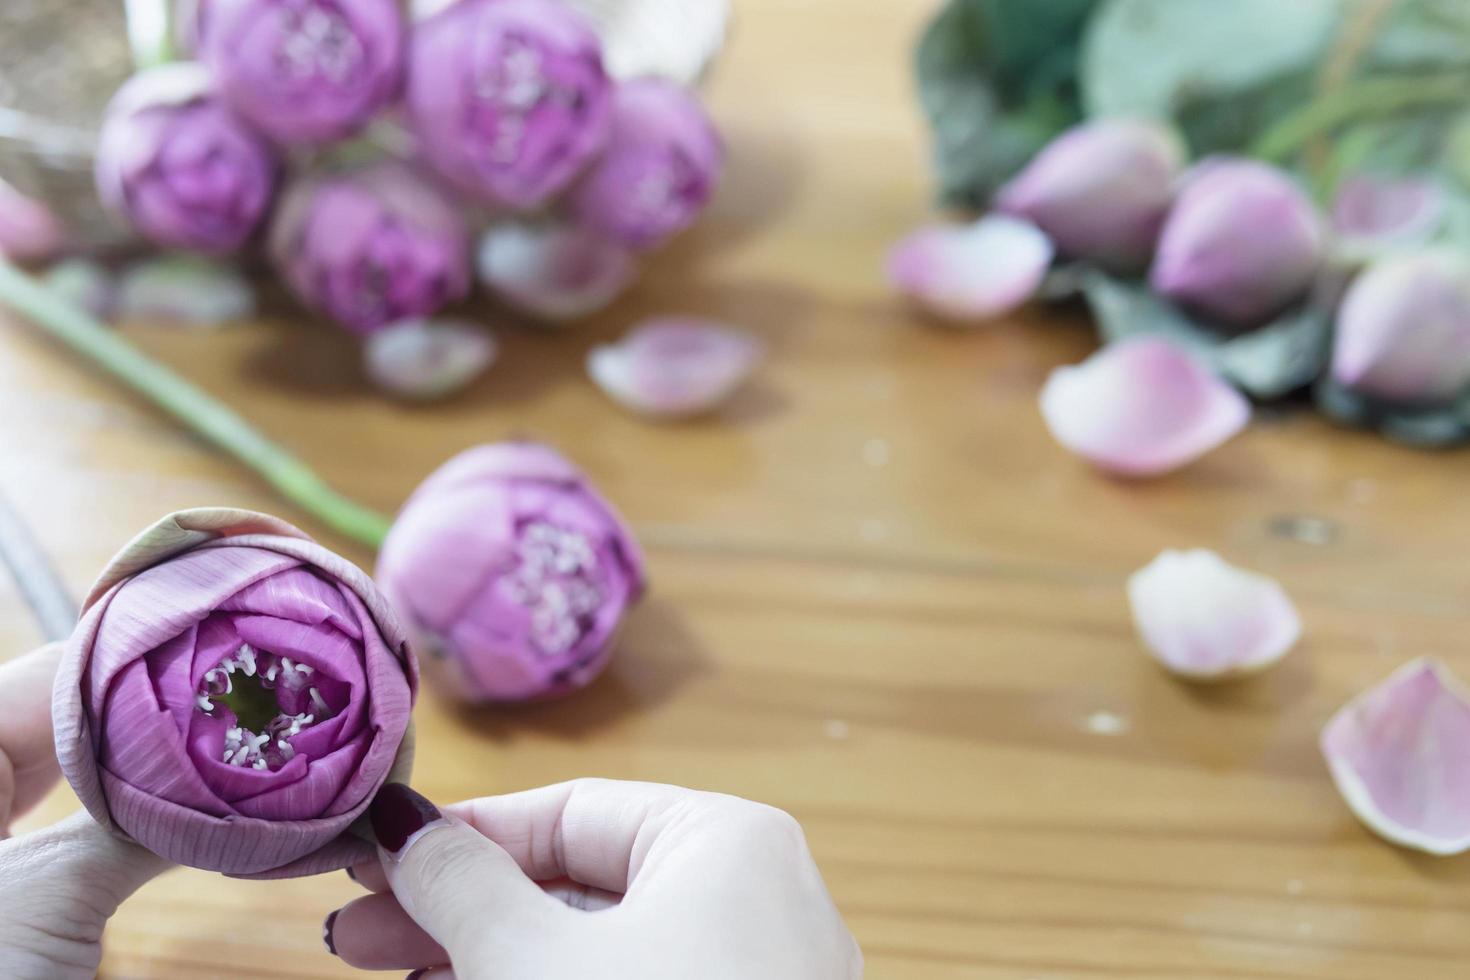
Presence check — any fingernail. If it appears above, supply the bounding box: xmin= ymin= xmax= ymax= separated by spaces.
xmin=345 ymin=865 xmax=358 ymax=882
xmin=406 ymin=972 xmax=427 ymax=980
xmin=370 ymin=783 xmax=444 ymax=859
xmin=322 ymin=909 xmax=339 ymax=956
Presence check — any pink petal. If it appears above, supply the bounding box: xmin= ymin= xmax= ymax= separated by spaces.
xmin=477 ymin=220 xmax=638 ymax=323
xmin=364 ymin=318 xmax=498 ymax=401
xmin=1322 ymin=659 xmax=1470 ymax=855
xmin=587 ymin=318 xmax=763 ymax=418
xmin=1332 ymin=175 xmax=1443 ymax=252
xmin=0 ymin=177 xmax=67 ymax=262
xmin=1039 ymin=336 xmax=1250 ymax=476
xmin=1128 ymin=549 xmax=1300 ymax=680
xmin=887 ymin=215 xmax=1053 ymax=322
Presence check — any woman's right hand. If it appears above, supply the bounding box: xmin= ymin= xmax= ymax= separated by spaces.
xmin=326 ymin=779 xmax=863 ymax=979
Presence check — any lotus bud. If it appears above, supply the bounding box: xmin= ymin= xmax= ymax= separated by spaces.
xmin=406 ymin=0 xmax=613 ymax=208
xmin=476 ymin=220 xmax=638 ymax=322
xmin=568 ymin=78 xmax=723 ymax=251
xmin=995 ymin=118 xmax=1184 ymax=272
xmin=364 ymin=318 xmax=498 ymax=400
xmin=588 ymin=318 xmax=763 ymax=418
xmin=53 ymin=509 xmax=418 ymax=877
xmin=377 ymin=443 xmax=646 ymax=703
xmin=1150 ymin=158 xmax=1323 ymax=327
xmin=0 ymin=178 xmax=67 ymax=263
xmin=1329 ymin=249 xmax=1470 ymax=403
xmin=270 ymin=163 xmax=472 ymax=334
xmin=95 ymin=63 xmax=278 ymax=254
xmin=197 ymin=0 xmax=406 ymax=145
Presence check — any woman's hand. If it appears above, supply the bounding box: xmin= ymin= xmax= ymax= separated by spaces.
xmin=0 ymin=645 xmax=170 ymax=980
xmin=327 ymin=779 xmax=863 ymax=979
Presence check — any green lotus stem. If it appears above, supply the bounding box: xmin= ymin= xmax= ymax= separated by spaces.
xmin=124 ymin=0 xmax=177 ymax=69
xmin=0 ymin=259 xmax=393 ymax=550
xmin=1252 ymin=73 xmax=1470 ymax=163
xmin=0 ymin=486 xmax=78 ymax=642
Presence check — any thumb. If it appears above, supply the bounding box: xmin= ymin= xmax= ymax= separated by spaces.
xmin=370 ymin=784 xmax=567 ymax=963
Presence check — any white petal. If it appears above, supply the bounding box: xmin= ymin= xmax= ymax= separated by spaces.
xmin=1128 ymin=549 xmax=1300 ymax=680
xmin=115 ymin=256 xmax=255 ymax=326
xmin=1322 ymin=659 xmax=1470 ymax=855
xmin=887 ymin=215 xmax=1053 ymax=322
xmin=588 ymin=318 xmax=763 ymax=418
xmin=1039 ymin=336 xmax=1250 ymax=476
xmin=364 ymin=318 xmax=498 ymax=401
xmin=477 ymin=221 xmax=638 ymax=323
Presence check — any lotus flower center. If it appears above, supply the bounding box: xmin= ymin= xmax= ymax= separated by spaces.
xmin=279 ymin=4 xmax=364 ymax=85
xmin=507 ymin=522 xmax=605 ymax=656
xmin=195 ymin=644 xmax=336 ymax=771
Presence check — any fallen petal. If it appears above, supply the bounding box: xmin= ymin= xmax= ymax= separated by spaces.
xmin=364 ymin=319 xmax=497 ymax=401
xmin=588 ymin=318 xmax=762 ymax=418
xmin=1332 ymin=175 xmax=1444 ymax=255
xmin=1322 ymin=659 xmax=1470 ymax=855
xmin=43 ymin=259 xmax=116 ymax=320
xmin=887 ymin=215 xmax=1053 ymax=323
xmin=115 ymin=256 xmax=256 ymax=326
xmin=1039 ymin=336 xmax=1250 ymax=476
xmin=1128 ymin=549 xmax=1300 ymax=680
xmin=477 ymin=221 xmax=638 ymax=323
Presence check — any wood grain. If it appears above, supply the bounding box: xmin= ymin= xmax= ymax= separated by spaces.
xmin=4 ymin=0 xmax=1470 ymax=976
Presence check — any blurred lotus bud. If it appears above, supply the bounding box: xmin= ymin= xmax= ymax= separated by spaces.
xmin=995 ymin=118 xmax=1183 ymax=272
xmin=1330 ymin=249 xmax=1470 ymax=403
xmin=887 ymin=215 xmax=1053 ymax=322
xmin=377 ymin=442 xmax=646 ymax=703
xmin=96 ymin=64 xmax=279 ymax=253
xmin=477 ymin=220 xmax=638 ymax=322
xmin=588 ymin=318 xmax=763 ymax=418
xmin=1332 ymin=174 xmax=1444 ymax=257
xmin=114 ymin=256 xmax=257 ymax=327
xmin=364 ymin=318 xmax=498 ymax=400
xmin=0 ymin=178 xmax=67 ymax=263
xmin=568 ymin=78 xmax=723 ymax=251
xmin=406 ymin=0 xmax=613 ymax=209
xmin=269 ymin=163 xmax=472 ymax=334
xmin=1150 ymin=158 xmax=1323 ymax=327
xmin=197 ymin=0 xmax=407 ymax=145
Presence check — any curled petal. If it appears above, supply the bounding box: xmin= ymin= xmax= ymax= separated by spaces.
xmin=364 ymin=319 xmax=497 ymax=401
xmin=887 ymin=216 xmax=1053 ymax=323
xmin=1128 ymin=549 xmax=1300 ymax=680
xmin=477 ymin=221 xmax=637 ymax=323
xmin=1040 ymin=336 xmax=1250 ymax=476
xmin=1332 ymin=175 xmax=1444 ymax=255
xmin=587 ymin=318 xmax=763 ymax=418
xmin=1322 ymin=659 xmax=1470 ymax=855
xmin=115 ymin=256 xmax=256 ymax=326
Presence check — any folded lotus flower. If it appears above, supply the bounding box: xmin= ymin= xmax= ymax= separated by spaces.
xmin=1330 ymin=250 xmax=1470 ymax=403
xmin=995 ymin=118 xmax=1183 ymax=272
xmin=270 ymin=163 xmax=472 ymax=334
xmin=886 ymin=215 xmax=1053 ymax=323
xmin=95 ymin=63 xmax=278 ymax=254
xmin=1332 ymin=175 xmax=1444 ymax=257
xmin=53 ymin=509 xmax=418 ymax=877
xmin=1150 ymin=158 xmax=1323 ymax=327
xmin=377 ymin=443 xmax=646 ymax=703
xmin=115 ymin=256 xmax=256 ymax=327
xmin=1128 ymin=549 xmax=1300 ymax=680
xmin=1039 ymin=336 xmax=1250 ymax=477
xmin=1322 ymin=659 xmax=1470 ymax=855
xmin=364 ymin=318 xmax=497 ymax=401
xmin=476 ymin=220 xmax=637 ymax=322
xmin=197 ymin=0 xmax=406 ymax=145
xmin=588 ymin=318 xmax=763 ymax=418
xmin=0 ymin=177 xmax=67 ymax=263
xmin=568 ymin=78 xmax=723 ymax=251
xmin=407 ymin=0 xmax=613 ymax=208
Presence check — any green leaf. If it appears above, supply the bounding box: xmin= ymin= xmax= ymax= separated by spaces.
xmin=1082 ymin=272 xmax=1330 ymax=400
xmin=1315 ymin=377 xmax=1470 ymax=448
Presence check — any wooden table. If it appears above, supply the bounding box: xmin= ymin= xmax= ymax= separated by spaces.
xmin=4 ymin=1 xmax=1469 ymax=976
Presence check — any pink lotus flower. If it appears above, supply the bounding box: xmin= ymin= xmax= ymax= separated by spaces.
xmin=406 ymin=0 xmax=613 ymax=209
xmin=587 ymin=318 xmax=763 ymax=418
xmin=887 ymin=215 xmax=1053 ymax=323
xmin=53 ymin=509 xmax=418 ymax=877
xmin=1039 ymin=336 xmax=1250 ymax=477
xmin=1322 ymin=659 xmax=1470 ymax=855
xmin=476 ymin=220 xmax=638 ymax=322
xmin=995 ymin=118 xmax=1183 ymax=272
xmin=377 ymin=443 xmax=646 ymax=703
xmin=1128 ymin=549 xmax=1300 ymax=681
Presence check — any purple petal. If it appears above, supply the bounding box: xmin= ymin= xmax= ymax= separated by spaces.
xmin=1332 ymin=175 xmax=1444 ymax=253
xmin=887 ymin=215 xmax=1053 ymax=322
xmin=1128 ymin=549 xmax=1300 ymax=680
xmin=477 ymin=221 xmax=637 ymax=322
xmin=587 ymin=318 xmax=763 ymax=418
xmin=0 ymin=178 xmax=66 ymax=262
xmin=1322 ymin=659 xmax=1470 ymax=855
xmin=364 ymin=319 xmax=498 ymax=401
xmin=1039 ymin=337 xmax=1250 ymax=477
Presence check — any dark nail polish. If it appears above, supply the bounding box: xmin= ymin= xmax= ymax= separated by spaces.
xmin=323 ymin=909 xmax=340 ymax=956
xmin=370 ymin=783 xmax=442 ymax=856
xmin=345 ymin=865 xmax=358 ymax=882
xmin=406 ymin=971 xmax=427 ymax=980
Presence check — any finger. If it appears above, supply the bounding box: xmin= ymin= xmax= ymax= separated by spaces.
xmin=5 ymin=810 xmax=170 ymax=914
xmin=347 ymin=857 xmax=389 ymax=893
xmin=0 ymin=644 xmax=64 ymax=826
xmin=371 ymin=784 xmax=569 ymax=960
xmin=406 ymin=968 xmax=454 ymax=980
xmin=538 ymin=876 xmax=622 ymax=912
xmin=326 ymin=891 xmax=447 ymax=970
